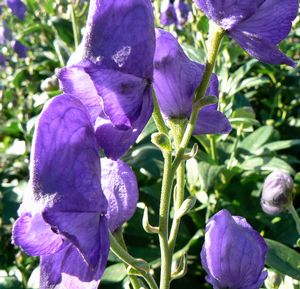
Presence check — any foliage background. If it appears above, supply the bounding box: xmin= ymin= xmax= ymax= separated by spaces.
xmin=0 ymin=0 xmax=300 ymax=288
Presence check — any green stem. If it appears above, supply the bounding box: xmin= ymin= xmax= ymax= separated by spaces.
xmin=288 ymin=204 xmax=300 ymax=235
xmin=158 ymin=152 xmax=174 ymax=289
xmin=168 ymin=119 xmax=186 ymax=255
xmin=152 ymin=89 xmax=169 ymax=135
xmin=69 ymin=3 xmax=80 ymax=48
xmin=171 ymin=22 xmax=224 ymax=174
xmin=109 ymin=232 xmax=158 ymax=289
xmin=227 ymin=123 xmax=244 ymax=169
xmin=208 ymin=135 xmax=217 ymax=161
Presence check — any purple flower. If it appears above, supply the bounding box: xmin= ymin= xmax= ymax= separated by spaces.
xmin=153 ymin=29 xmax=231 ymax=135
xmin=12 ymin=94 xmax=110 ymax=289
xmin=261 ymin=171 xmax=294 ymax=215
xmin=194 ymin=0 xmax=298 ymax=66
xmin=101 ymin=158 xmax=139 ymax=232
xmin=201 ymin=209 xmax=268 ymax=289
xmin=58 ymin=0 xmax=156 ymax=160
xmin=11 ymin=40 xmax=28 ymax=58
xmin=6 ymin=0 xmax=26 ymax=20
xmin=160 ymin=1 xmax=178 ymax=26
xmin=12 ymin=93 xmax=140 ymax=288
xmin=174 ymin=0 xmax=190 ymax=25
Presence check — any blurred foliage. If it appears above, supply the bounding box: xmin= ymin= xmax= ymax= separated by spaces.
xmin=1 ymin=0 xmax=300 ymax=288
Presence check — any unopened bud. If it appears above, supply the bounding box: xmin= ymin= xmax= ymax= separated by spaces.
xmin=261 ymin=171 xmax=294 ymax=215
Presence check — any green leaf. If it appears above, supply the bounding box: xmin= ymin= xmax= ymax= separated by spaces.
xmin=240 ymin=126 xmax=274 ymax=152
xmin=198 ymin=162 xmax=223 ymax=192
xmin=265 ymin=239 xmax=300 ymax=281
xmin=239 ymin=156 xmax=295 ymax=174
xmin=256 ymin=140 xmax=300 ymax=155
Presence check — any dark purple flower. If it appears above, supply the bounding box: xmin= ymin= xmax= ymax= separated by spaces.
xmin=201 ymin=209 xmax=268 ymax=289
xmin=12 ymin=94 xmax=110 ymax=288
xmin=6 ymin=0 xmax=26 ymax=20
xmin=153 ymin=29 xmax=231 ymax=135
xmin=58 ymin=0 xmax=155 ymax=160
xmin=160 ymin=1 xmax=178 ymax=26
xmin=194 ymin=0 xmax=298 ymax=66
xmin=101 ymin=158 xmax=139 ymax=232
xmin=261 ymin=171 xmax=294 ymax=215
xmin=174 ymin=0 xmax=190 ymax=25
xmin=11 ymin=40 xmax=28 ymax=58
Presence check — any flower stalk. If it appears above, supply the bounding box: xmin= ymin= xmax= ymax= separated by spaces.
xmin=155 ymin=21 xmax=225 ymax=289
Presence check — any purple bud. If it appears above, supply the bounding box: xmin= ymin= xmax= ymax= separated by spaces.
xmin=201 ymin=209 xmax=268 ymax=289
xmin=11 ymin=40 xmax=28 ymax=58
xmin=261 ymin=171 xmax=294 ymax=215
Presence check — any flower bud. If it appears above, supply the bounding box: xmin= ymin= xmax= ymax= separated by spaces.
xmin=261 ymin=171 xmax=294 ymax=215
xmin=201 ymin=209 xmax=268 ymax=289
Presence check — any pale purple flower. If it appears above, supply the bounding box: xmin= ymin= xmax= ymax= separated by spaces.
xmin=58 ymin=0 xmax=155 ymax=160
xmin=261 ymin=171 xmax=294 ymax=215
xmin=201 ymin=209 xmax=268 ymax=289
xmin=153 ymin=29 xmax=231 ymax=135
xmin=194 ymin=0 xmax=298 ymax=66
xmin=174 ymin=0 xmax=190 ymax=25
xmin=11 ymin=40 xmax=28 ymax=58
xmin=6 ymin=0 xmax=26 ymax=20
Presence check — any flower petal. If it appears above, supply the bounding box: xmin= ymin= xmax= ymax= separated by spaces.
xmin=68 ymin=0 xmax=155 ymax=79
xmin=154 ymin=29 xmax=204 ymax=118
xmin=43 ymin=211 xmax=109 ymax=270
xmin=85 ymin=67 xmax=147 ymax=129
xmin=57 ymin=66 xmax=101 ymax=124
xmin=95 ymin=85 xmax=153 ymax=159
xmin=101 ymin=158 xmax=139 ymax=232
xmin=40 ymin=240 xmax=108 ymax=289
xmin=229 ymin=29 xmax=296 ymax=67
xmin=31 ymin=94 xmax=107 ymax=213
xmin=194 ymin=109 xmax=231 ymax=135
xmin=235 ymin=0 xmax=298 ymax=45
xmin=12 ymin=212 xmax=63 ymax=256
xmin=194 ymin=0 xmax=264 ymax=30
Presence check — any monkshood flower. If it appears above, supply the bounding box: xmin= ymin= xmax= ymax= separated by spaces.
xmin=153 ymin=29 xmax=231 ymax=135
xmin=11 ymin=40 xmax=28 ymax=58
xmin=58 ymin=0 xmax=155 ymax=160
xmin=174 ymin=0 xmax=190 ymax=25
xmin=101 ymin=158 xmax=139 ymax=232
xmin=194 ymin=0 xmax=298 ymax=66
xmin=201 ymin=209 xmax=268 ymax=289
xmin=6 ymin=0 xmax=26 ymax=20
xmin=261 ymin=171 xmax=294 ymax=215
xmin=160 ymin=0 xmax=178 ymax=26
xmin=12 ymin=94 xmax=110 ymax=289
